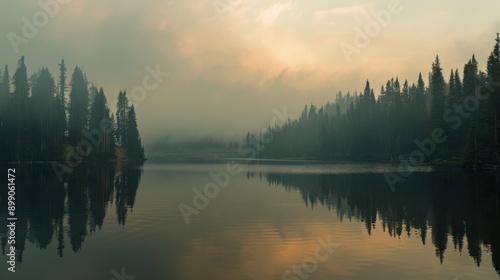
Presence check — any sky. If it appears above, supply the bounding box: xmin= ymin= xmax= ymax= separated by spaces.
xmin=1 ymin=0 xmax=500 ymax=145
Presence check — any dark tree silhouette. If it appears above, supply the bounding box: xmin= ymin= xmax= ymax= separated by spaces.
xmin=67 ymin=66 xmax=89 ymax=147
xmin=248 ymin=35 xmax=500 ymax=169
xmin=0 ymin=57 xmax=145 ymax=162
xmin=124 ymin=105 xmax=145 ymax=160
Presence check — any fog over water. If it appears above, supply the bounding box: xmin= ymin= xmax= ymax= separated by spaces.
xmin=1 ymin=0 xmax=500 ymax=145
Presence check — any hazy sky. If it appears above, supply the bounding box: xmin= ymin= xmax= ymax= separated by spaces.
xmin=1 ymin=0 xmax=500 ymax=144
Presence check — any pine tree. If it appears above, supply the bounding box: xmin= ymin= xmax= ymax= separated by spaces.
xmin=57 ymin=59 xmax=67 ymax=138
xmin=487 ymin=34 xmax=500 ymax=82
xmin=0 ymin=65 xmax=13 ymax=160
xmin=485 ymin=34 xmax=500 ymax=163
xmin=116 ymin=91 xmax=129 ymax=147
xmin=12 ymin=56 xmax=33 ymax=159
xmin=429 ymin=56 xmax=447 ymax=157
xmin=416 ymin=72 xmax=426 ymax=113
xmin=463 ymin=55 xmax=478 ymax=98
xmin=68 ymin=66 xmax=89 ymax=146
xmin=465 ymin=36 xmax=500 ymax=167
xmin=0 ymin=58 xmax=146 ymax=162
xmin=13 ymin=57 xmax=29 ymax=101
xmin=0 ymin=65 xmax=10 ymax=96
xmin=109 ymin=113 xmax=117 ymax=145
xmin=0 ymin=66 xmax=9 ymax=160
xmin=454 ymin=69 xmax=462 ymax=98
xmin=462 ymin=55 xmax=479 ymax=158
xmin=449 ymin=70 xmax=457 ymax=104
xmin=448 ymin=69 xmax=464 ymax=154
xmin=89 ymin=87 xmax=116 ymax=159
xmin=125 ymin=105 xmax=144 ymax=160
xmin=88 ymin=82 xmax=98 ymax=110
xmin=31 ymin=68 xmax=63 ymax=159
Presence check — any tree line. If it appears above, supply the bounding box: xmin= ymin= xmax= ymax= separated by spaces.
xmin=263 ymin=171 xmax=500 ymax=274
xmin=246 ymin=34 xmax=500 ymax=169
xmin=0 ymin=57 xmax=145 ymax=162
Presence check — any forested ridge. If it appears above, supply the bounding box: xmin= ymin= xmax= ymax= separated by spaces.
xmin=0 ymin=57 xmax=145 ymax=162
xmin=245 ymin=35 xmax=500 ymax=169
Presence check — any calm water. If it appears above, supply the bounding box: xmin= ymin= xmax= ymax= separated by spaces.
xmin=1 ymin=162 xmax=500 ymax=279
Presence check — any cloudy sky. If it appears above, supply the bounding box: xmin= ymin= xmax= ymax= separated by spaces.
xmin=1 ymin=0 xmax=500 ymax=144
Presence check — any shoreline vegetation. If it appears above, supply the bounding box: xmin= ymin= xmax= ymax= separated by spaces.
xmin=0 ymin=57 xmax=146 ymax=164
xmin=3 ymin=147 xmax=146 ymax=164
xmin=4 ymin=35 xmax=500 ymax=173
xmin=136 ymin=34 xmax=498 ymax=171
xmin=236 ymin=34 xmax=500 ymax=172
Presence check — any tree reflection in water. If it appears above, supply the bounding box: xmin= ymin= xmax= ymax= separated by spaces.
xmin=254 ymin=169 xmax=500 ymax=276
xmin=0 ymin=163 xmax=143 ymax=260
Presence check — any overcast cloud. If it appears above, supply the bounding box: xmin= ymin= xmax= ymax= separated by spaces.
xmin=1 ymin=0 xmax=500 ymax=145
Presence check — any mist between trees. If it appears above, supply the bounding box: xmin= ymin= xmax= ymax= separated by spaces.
xmin=4 ymin=34 xmax=500 ymax=174
xmin=0 ymin=57 xmax=145 ymax=169
xmin=241 ymin=34 xmax=500 ymax=170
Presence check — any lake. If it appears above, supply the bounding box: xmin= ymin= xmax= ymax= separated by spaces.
xmin=1 ymin=161 xmax=499 ymax=279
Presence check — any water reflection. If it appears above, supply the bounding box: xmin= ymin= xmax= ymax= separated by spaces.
xmin=1 ymin=162 xmax=500 ymax=279
xmin=256 ymin=169 xmax=500 ymax=276
xmin=0 ymin=163 xmax=143 ymax=261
